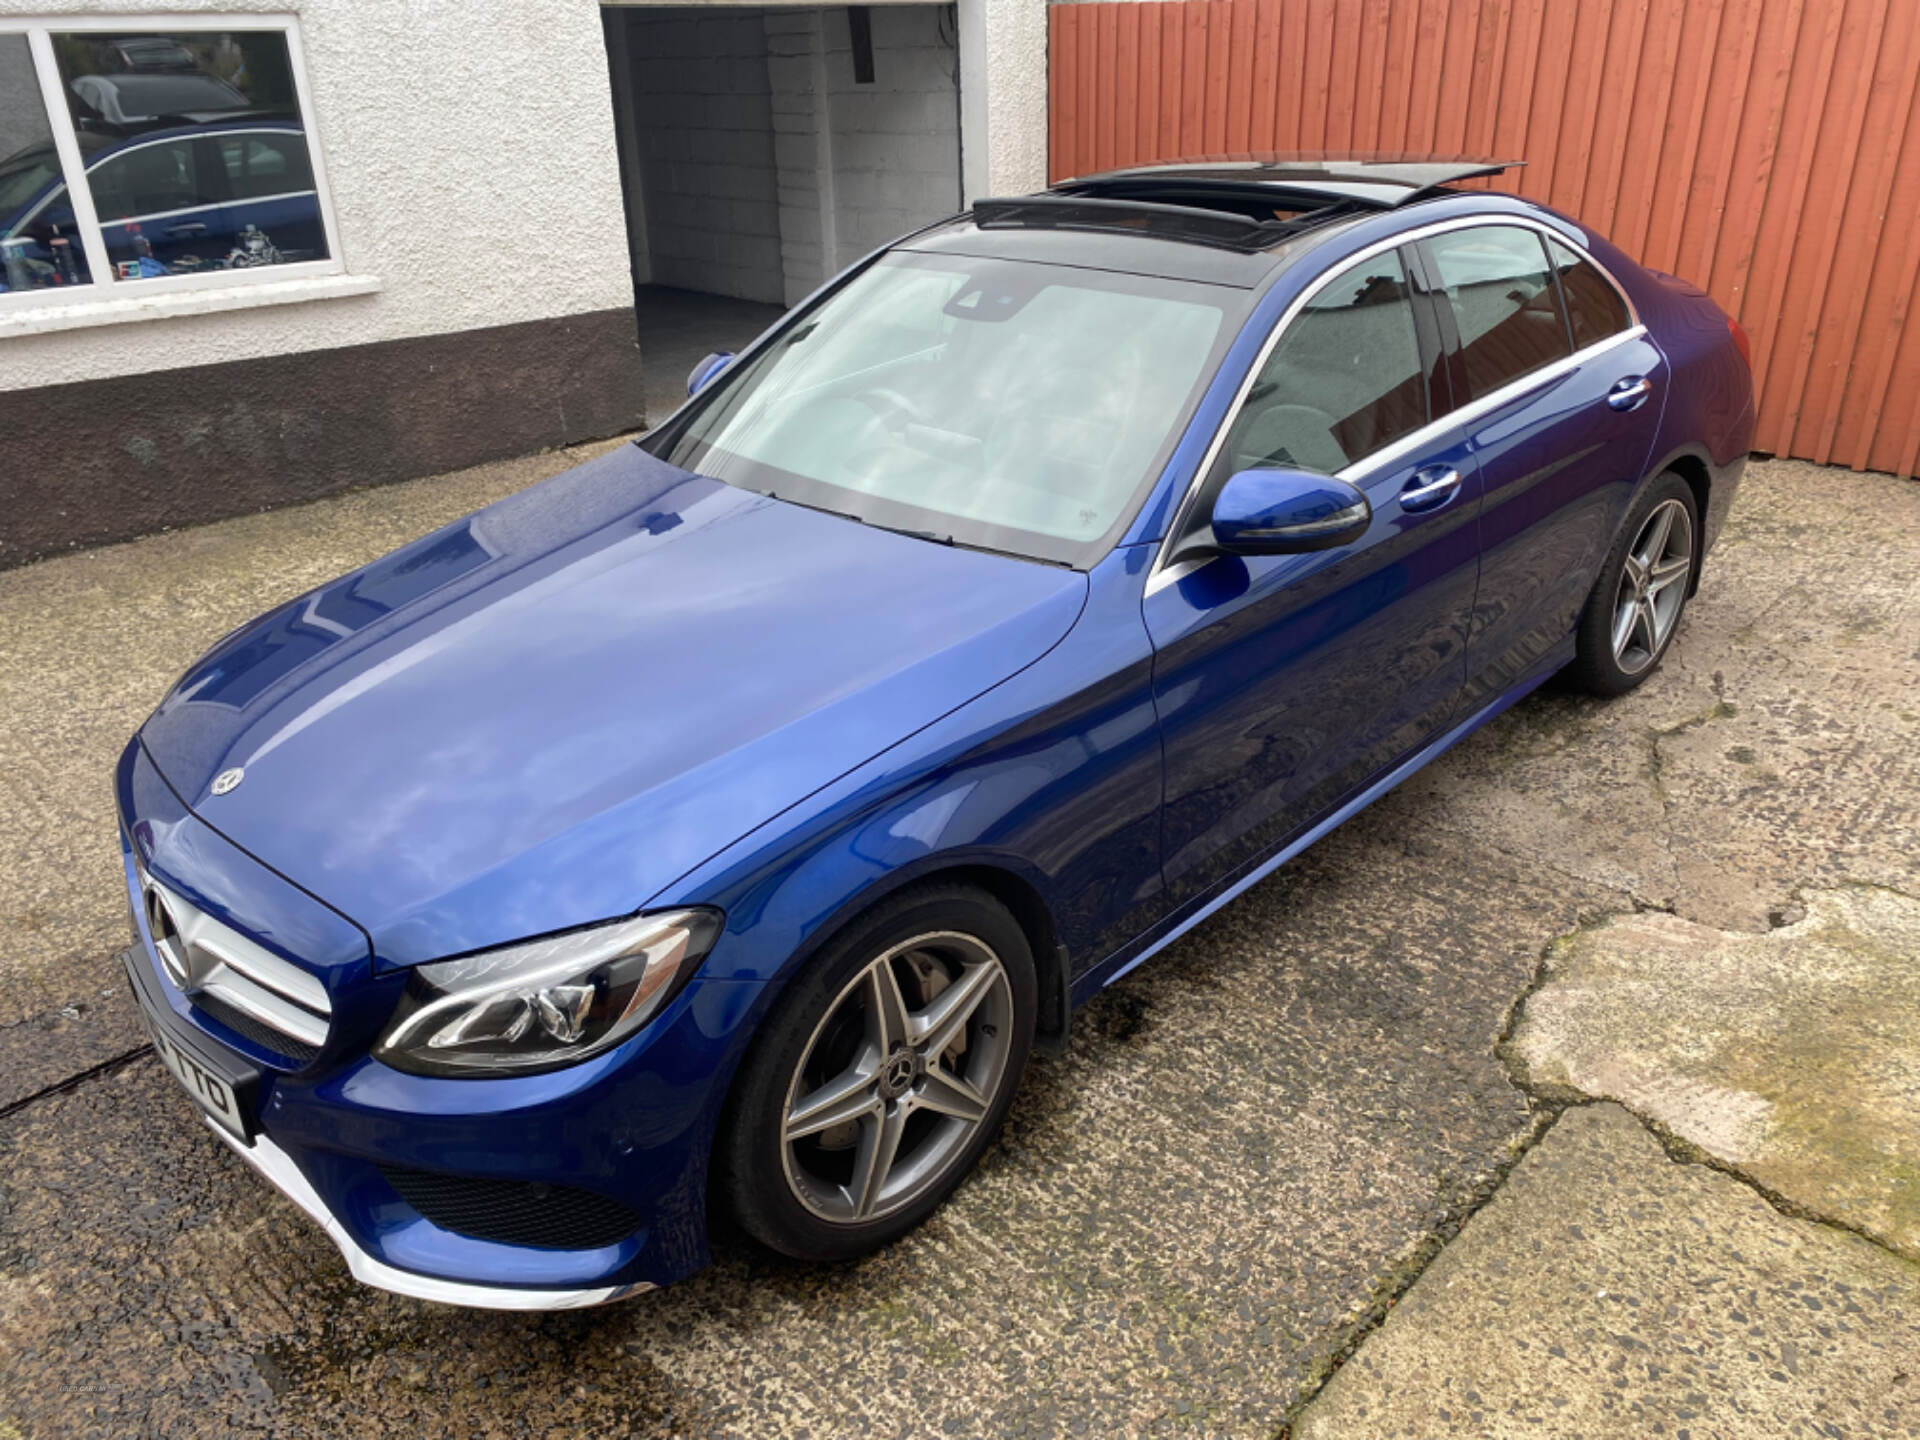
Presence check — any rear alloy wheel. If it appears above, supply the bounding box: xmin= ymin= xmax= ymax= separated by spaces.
xmin=719 ymin=886 xmax=1035 ymax=1261
xmin=1568 ymin=472 xmax=1699 ymax=695
xmin=1609 ymin=497 xmax=1694 ymax=678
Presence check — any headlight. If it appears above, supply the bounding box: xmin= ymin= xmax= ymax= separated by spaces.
xmin=374 ymin=909 xmax=722 ymax=1077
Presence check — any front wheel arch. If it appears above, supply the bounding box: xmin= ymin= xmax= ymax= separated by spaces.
xmin=711 ymin=878 xmax=1040 ymax=1259
xmin=697 ymin=857 xmax=1068 ymax=1216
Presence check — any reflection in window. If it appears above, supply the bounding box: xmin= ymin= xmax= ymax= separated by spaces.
xmin=667 ymin=256 xmax=1227 ymax=548
xmin=1220 ymin=250 xmax=1428 ymax=477
xmin=1427 ymin=226 xmax=1573 ymax=399
xmin=51 ymin=29 xmax=328 ymax=281
xmin=1547 ymin=237 xmax=1632 ymax=350
xmin=0 ymin=34 xmax=92 ymax=291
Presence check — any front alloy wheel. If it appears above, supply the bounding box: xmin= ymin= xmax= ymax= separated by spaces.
xmin=718 ymin=884 xmax=1036 ymax=1262
xmin=782 ymin=931 xmax=1014 ymax=1223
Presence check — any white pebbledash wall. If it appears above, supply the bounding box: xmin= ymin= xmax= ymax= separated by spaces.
xmin=622 ymin=9 xmax=787 ymax=303
xmin=764 ymin=6 xmax=961 ymax=305
xmin=0 ymin=0 xmax=635 ymax=390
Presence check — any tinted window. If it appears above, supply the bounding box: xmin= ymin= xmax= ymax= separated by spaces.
xmin=1548 ymin=236 xmax=1632 ymax=349
xmin=1427 ymin=226 xmax=1572 ymax=398
xmin=1218 ymin=249 xmax=1427 ymax=477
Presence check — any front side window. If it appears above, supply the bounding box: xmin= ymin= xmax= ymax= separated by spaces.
xmin=1547 ymin=236 xmax=1632 ymax=349
xmin=1426 ymin=226 xmax=1573 ymax=398
xmin=1215 ymin=248 xmax=1428 ymax=479
xmin=0 ymin=20 xmax=336 ymax=306
xmin=654 ymin=253 xmax=1236 ymax=566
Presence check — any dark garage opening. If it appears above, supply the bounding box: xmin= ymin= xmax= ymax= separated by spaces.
xmin=601 ymin=3 xmax=964 ymax=424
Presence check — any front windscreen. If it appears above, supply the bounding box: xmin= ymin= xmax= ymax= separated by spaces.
xmin=652 ymin=251 xmax=1237 ymax=566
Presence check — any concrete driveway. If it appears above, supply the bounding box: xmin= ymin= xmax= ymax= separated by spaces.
xmin=1 ymin=452 xmax=1914 ymax=1437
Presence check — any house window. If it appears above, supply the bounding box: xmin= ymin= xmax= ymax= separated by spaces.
xmin=0 ymin=17 xmax=339 ymax=308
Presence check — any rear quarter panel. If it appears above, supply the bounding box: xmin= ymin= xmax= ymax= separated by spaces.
xmin=1588 ymin=229 xmax=1756 ymax=553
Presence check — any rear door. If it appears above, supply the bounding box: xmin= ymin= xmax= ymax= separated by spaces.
xmin=1145 ymin=244 xmax=1481 ymax=908
xmin=1418 ymin=223 xmax=1667 ymax=706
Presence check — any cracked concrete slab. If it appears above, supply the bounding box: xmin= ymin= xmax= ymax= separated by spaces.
xmin=1294 ymin=1103 xmax=1920 ymax=1440
xmin=1407 ymin=459 xmax=1920 ymax=933
xmin=1508 ymin=887 xmax=1920 ymax=1261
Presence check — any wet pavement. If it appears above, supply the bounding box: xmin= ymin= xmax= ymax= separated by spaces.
xmin=2 ymin=455 xmax=1916 ymax=1437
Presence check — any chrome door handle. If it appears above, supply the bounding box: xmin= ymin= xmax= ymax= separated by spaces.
xmin=1399 ymin=466 xmax=1462 ymax=513
xmin=1608 ymin=376 xmax=1653 ymax=411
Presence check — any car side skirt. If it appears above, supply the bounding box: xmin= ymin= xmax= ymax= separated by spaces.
xmin=1070 ymin=637 xmax=1575 ymax=1007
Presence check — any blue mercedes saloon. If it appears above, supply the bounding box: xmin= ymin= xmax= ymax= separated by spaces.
xmin=116 ymin=159 xmax=1754 ymax=1309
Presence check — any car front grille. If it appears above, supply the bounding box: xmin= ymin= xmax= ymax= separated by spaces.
xmin=192 ymin=991 xmax=324 ymax=1066
xmin=141 ymin=876 xmax=331 ymax=1060
xmin=378 ymin=1167 xmax=643 ymax=1250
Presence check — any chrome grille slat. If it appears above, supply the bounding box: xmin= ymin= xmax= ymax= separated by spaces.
xmin=199 ymin=973 xmax=332 ymax=1048
xmin=189 ymin=927 xmax=330 ymax=1014
xmin=140 ymin=876 xmax=333 ymax=1057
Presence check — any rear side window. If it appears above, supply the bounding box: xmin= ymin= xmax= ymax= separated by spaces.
xmin=1547 ymin=236 xmax=1632 ymax=349
xmin=1426 ymin=226 xmax=1572 ymax=399
xmin=1217 ymin=249 xmax=1428 ymax=477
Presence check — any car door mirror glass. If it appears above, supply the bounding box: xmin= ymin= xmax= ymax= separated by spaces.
xmin=687 ymin=351 xmax=734 ymax=397
xmin=1207 ymin=467 xmax=1371 ymax=555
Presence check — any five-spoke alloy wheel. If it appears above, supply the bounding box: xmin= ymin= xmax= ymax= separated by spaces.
xmin=1569 ymin=471 xmax=1700 ymax=695
xmin=780 ymin=931 xmax=1015 ymax=1224
xmin=1610 ymin=497 xmax=1694 ymax=677
xmin=719 ymin=885 xmax=1036 ymax=1261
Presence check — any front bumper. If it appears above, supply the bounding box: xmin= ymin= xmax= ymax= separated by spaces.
xmin=118 ymin=737 xmax=765 ymax=1308
xmin=204 ymin=1120 xmax=652 ymax=1310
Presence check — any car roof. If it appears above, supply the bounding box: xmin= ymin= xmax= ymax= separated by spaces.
xmin=906 ymin=156 xmax=1525 ymax=286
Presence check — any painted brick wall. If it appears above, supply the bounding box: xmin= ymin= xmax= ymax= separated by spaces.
xmin=765 ymin=6 xmax=962 ymax=306
xmin=625 ymin=10 xmax=786 ymax=304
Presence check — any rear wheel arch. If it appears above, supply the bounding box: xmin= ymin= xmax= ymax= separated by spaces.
xmin=1660 ymin=451 xmax=1712 ymax=595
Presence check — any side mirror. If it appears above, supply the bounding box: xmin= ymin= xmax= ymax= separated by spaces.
xmin=1207 ymin=467 xmax=1371 ymax=554
xmin=686 ymin=351 xmax=735 ymax=397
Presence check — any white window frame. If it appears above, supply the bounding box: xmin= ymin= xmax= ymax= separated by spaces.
xmin=0 ymin=13 xmax=346 ymax=317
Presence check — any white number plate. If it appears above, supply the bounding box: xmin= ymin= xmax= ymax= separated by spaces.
xmin=145 ymin=1017 xmax=250 ymax=1141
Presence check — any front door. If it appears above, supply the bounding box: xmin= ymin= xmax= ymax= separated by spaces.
xmin=1146 ymin=245 xmax=1481 ymax=908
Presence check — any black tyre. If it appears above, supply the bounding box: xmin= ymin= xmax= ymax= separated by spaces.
xmin=717 ymin=883 xmax=1037 ymax=1262
xmin=1566 ymin=471 xmax=1699 ymax=696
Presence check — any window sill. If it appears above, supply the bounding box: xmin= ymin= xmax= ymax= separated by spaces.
xmin=0 ymin=271 xmax=382 ymax=340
